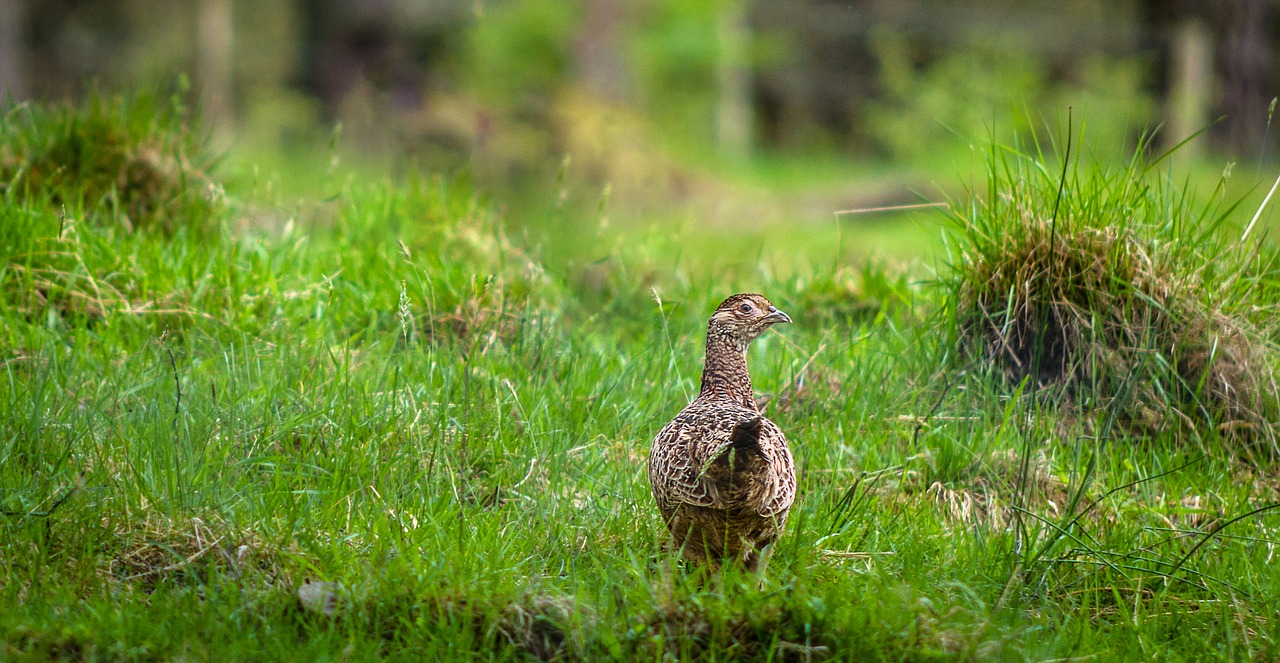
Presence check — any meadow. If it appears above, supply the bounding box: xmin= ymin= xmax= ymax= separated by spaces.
xmin=3 ymin=95 xmax=1280 ymax=661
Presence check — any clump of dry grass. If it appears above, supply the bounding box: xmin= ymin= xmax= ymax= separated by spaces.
xmin=109 ymin=515 xmax=284 ymax=593
xmin=7 ymin=219 xmax=206 ymax=326
xmin=292 ymin=580 xmax=592 ymax=660
xmin=947 ymin=144 xmax=1280 ymax=449
xmin=922 ymin=449 xmax=1067 ymax=530
xmin=636 ymin=598 xmax=830 ymax=661
xmin=375 ymin=190 xmax=558 ymax=350
xmin=0 ymin=91 xmax=220 ymax=235
xmin=0 ymin=92 xmax=224 ymax=334
xmin=492 ymin=591 xmax=590 ymax=660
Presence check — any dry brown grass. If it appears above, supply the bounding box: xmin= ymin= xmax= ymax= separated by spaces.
xmin=292 ymin=580 xmax=594 ymax=661
xmin=492 ymin=591 xmax=591 ymax=661
xmin=915 ymin=449 xmax=1068 ymax=530
xmin=638 ymin=598 xmax=830 ymax=662
xmin=109 ymin=514 xmax=285 ymax=593
xmin=10 ymin=257 xmax=206 ymax=326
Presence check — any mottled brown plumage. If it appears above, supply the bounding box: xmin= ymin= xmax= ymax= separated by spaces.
xmin=648 ymin=293 xmax=796 ymax=572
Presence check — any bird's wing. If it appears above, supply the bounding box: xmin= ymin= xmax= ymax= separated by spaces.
xmin=650 ymin=415 xmax=730 ymax=512
xmin=719 ymin=416 xmax=795 ymax=517
xmin=757 ymin=420 xmax=796 ymax=516
xmin=649 ymin=405 xmax=794 ymax=516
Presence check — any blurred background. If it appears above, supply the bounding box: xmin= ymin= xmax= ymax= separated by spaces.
xmin=4 ymin=0 xmax=1277 ymax=261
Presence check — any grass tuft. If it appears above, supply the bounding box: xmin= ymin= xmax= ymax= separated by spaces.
xmin=946 ymin=136 xmax=1280 ymax=447
xmin=109 ymin=515 xmax=284 ymax=593
xmin=493 ymin=590 xmax=589 ymax=659
xmin=0 ymin=89 xmax=220 ymax=235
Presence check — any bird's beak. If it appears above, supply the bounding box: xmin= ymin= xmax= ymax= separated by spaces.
xmin=765 ymin=307 xmax=792 ymax=325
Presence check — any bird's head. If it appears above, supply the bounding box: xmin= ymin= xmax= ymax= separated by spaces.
xmin=707 ymin=293 xmax=792 ymax=346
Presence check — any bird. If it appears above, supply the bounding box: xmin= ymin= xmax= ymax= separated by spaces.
xmin=648 ymin=293 xmax=796 ymax=573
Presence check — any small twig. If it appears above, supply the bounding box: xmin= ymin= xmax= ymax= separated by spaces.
xmin=1015 ymin=108 xmax=1074 ymax=558
xmin=512 ymin=457 xmax=539 ymax=490
xmin=1242 ymin=169 xmax=1280 ymax=243
xmin=791 ymin=341 xmax=827 ymax=380
xmin=0 ymin=482 xmax=80 ymax=517
xmin=769 ymin=340 xmax=828 ymax=408
xmin=1009 ymin=505 xmax=1132 ymax=582
xmin=1143 ymin=526 xmax=1279 ymax=546
xmin=771 ymin=329 xmax=866 ymax=373
xmin=168 ymin=348 xmax=181 ymax=418
xmin=1037 ymin=455 xmax=1207 ymax=563
xmin=834 ymin=202 xmax=949 ymax=216
xmin=889 ymin=414 xmax=980 ymax=424
xmin=818 ymin=550 xmax=894 ymax=559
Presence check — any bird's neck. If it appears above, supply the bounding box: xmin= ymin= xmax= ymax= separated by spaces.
xmin=698 ymin=329 xmax=756 ymax=409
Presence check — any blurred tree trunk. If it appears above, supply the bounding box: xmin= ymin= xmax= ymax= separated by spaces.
xmin=296 ymin=0 xmax=396 ymax=121
xmin=1142 ymin=0 xmax=1276 ymax=158
xmin=197 ymin=0 xmax=234 ymax=141
xmin=716 ymin=0 xmax=752 ymax=159
xmin=0 ymin=0 xmax=28 ymax=100
xmin=1215 ymin=0 xmax=1274 ymax=157
xmin=1167 ymin=17 xmax=1212 ymax=157
xmin=574 ymin=0 xmax=629 ymax=102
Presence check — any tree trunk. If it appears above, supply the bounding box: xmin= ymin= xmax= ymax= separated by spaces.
xmin=0 ymin=0 xmax=27 ymax=100
xmin=197 ymin=0 xmax=235 ymax=141
xmin=1167 ymin=17 xmax=1212 ymax=157
xmin=1215 ymin=0 xmax=1274 ymax=158
xmin=716 ymin=0 xmax=753 ymax=159
xmin=574 ymin=0 xmax=629 ymax=102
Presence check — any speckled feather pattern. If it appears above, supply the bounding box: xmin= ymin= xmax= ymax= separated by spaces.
xmin=648 ymin=293 xmax=796 ymax=570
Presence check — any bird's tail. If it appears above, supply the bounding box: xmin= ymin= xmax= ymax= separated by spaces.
xmin=729 ymin=416 xmax=764 ymax=454
xmin=698 ymin=416 xmax=769 ymax=478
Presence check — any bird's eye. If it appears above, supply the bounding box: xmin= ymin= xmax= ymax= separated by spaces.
xmin=739 ymin=303 xmax=753 ymax=313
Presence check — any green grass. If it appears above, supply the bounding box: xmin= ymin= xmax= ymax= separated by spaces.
xmin=3 ymin=96 xmax=1280 ymax=661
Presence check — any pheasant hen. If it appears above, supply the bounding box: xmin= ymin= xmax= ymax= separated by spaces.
xmin=648 ymin=293 xmax=796 ymax=572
